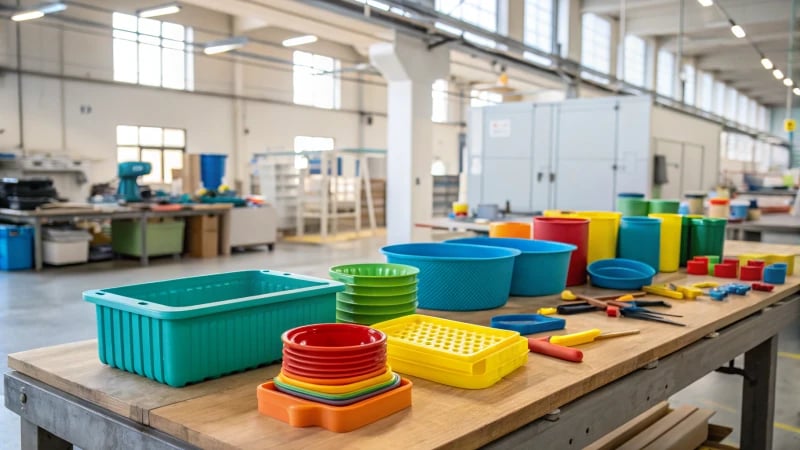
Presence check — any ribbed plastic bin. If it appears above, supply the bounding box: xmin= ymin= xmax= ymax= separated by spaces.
xmin=84 ymin=270 xmax=344 ymax=387
xmin=112 ymin=218 xmax=185 ymax=257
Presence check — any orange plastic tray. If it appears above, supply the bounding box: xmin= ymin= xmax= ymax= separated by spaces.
xmin=257 ymin=378 xmax=412 ymax=432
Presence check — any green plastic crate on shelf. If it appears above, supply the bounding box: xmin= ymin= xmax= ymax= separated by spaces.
xmin=83 ymin=270 xmax=343 ymax=387
xmin=111 ymin=218 xmax=184 ymax=257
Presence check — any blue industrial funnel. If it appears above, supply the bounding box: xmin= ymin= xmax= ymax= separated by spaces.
xmin=200 ymin=154 xmax=227 ymax=191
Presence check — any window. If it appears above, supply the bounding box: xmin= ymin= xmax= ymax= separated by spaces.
xmin=432 ymin=79 xmax=448 ymax=123
xmin=713 ymin=81 xmax=726 ymax=116
xmin=725 ymin=87 xmax=738 ymax=121
xmin=683 ymin=64 xmax=696 ymax=105
xmin=758 ymin=106 xmax=769 ymax=131
xmin=581 ymin=13 xmax=611 ymax=82
xmin=656 ymin=50 xmax=675 ymax=98
xmin=435 ymin=0 xmax=497 ymax=32
xmin=699 ymin=72 xmax=713 ymax=111
xmin=116 ymin=125 xmax=185 ymax=184
xmin=294 ymin=135 xmax=335 ymax=170
xmin=470 ymin=89 xmax=503 ymax=107
xmin=623 ymin=35 xmax=646 ymax=87
xmin=293 ymin=51 xmax=341 ymax=109
xmin=524 ymin=0 xmax=553 ymax=65
xmin=737 ymin=93 xmax=749 ymax=125
xmin=112 ymin=12 xmax=193 ymax=90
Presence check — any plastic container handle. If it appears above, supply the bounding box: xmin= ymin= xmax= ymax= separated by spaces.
xmin=287 ymin=403 xmax=323 ymax=428
xmin=528 ymin=339 xmax=583 ymax=362
xmin=547 ymin=329 xmax=602 ymax=347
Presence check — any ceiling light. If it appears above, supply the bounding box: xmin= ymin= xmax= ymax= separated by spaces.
xmin=282 ymin=35 xmax=318 ymax=47
xmin=11 ymin=2 xmax=66 ymax=22
xmin=697 ymin=0 xmax=713 ymax=6
xmin=761 ymin=57 xmax=774 ymax=70
xmin=203 ymin=36 xmax=248 ymax=55
xmin=138 ymin=2 xmax=181 ymax=18
xmin=793 ymin=87 xmax=800 ymax=96
xmin=730 ymin=23 xmax=746 ymax=39
xmin=773 ymin=69 xmax=784 ymax=79
xmin=784 ymin=78 xmax=794 ymax=87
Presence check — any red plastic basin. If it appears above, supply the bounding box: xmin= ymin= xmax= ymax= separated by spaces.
xmin=282 ymin=324 xmax=386 ymax=356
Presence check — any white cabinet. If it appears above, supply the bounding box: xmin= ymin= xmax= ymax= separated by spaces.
xmin=466 ymin=95 xmax=720 ymax=212
xmin=229 ymin=206 xmax=277 ymax=249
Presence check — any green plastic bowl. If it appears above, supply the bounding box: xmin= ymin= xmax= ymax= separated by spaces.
xmin=336 ymin=291 xmax=418 ymax=306
xmin=329 ymin=263 xmax=419 ymax=287
xmin=336 ymin=300 xmax=417 ymax=315
xmin=343 ymin=281 xmax=418 ymax=296
xmin=336 ymin=309 xmax=415 ymax=325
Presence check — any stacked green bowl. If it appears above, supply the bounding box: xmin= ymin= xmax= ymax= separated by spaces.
xmin=329 ymin=264 xmax=419 ymax=325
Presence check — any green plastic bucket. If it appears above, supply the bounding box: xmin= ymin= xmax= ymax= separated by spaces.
xmin=648 ymin=199 xmax=680 ymax=214
xmin=616 ymin=194 xmax=649 ymax=217
xmin=689 ymin=218 xmax=727 ymax=261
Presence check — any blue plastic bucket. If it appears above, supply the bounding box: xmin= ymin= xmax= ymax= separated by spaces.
xmin=730 ymin=201 xmax=748 ymax=220
xmin=200 ymin=154 xmax=227 ymax=190
xmin=444 ymin=237 xmax=576 ymax=296
xmin=380 ymin=243 xmax=520 ymax=311
xmin=618 ymin=217 xmax=662 ymax=272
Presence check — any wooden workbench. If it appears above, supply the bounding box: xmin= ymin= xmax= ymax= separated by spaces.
xmin=0 ymin=204 xmax=232 ymax=270
xmin=4 ymin=242 xmax=800 ymax=449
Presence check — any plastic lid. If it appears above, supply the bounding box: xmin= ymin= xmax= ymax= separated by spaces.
xmin=709 ymin=198 xmax=730 ymax=205
xmin=684 ymin=192 xmax=707 ymax=198
xmin=617 ymin=192 xmax=645 ymax=198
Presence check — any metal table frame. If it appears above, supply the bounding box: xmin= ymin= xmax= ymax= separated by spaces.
xmin=0 ymin=208 xmax=231 ymax=270
xmin=5 ymin=294 xmax=798 ymax=450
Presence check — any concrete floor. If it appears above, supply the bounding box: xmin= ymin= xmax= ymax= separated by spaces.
xmin=1 ymin=237 xmax=798 ymax=449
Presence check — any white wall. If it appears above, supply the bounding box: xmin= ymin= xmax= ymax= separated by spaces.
xmin=0 ymin=0 xmax=465 ymax=203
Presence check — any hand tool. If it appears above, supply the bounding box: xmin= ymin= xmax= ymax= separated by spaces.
xmin=627 ymin=300 xmax=673 ymax=308
xmin=527 ymin=339 xmax=583 ymax=362
xmin=674 ymin=285 xmax=703 ymax=300
xmin=619 ymin=305 xmax=683 ymax=317
xmin=691 ymin=281 xmax=719 ymax=289
xmin=619 ymin=308 xmax=686 ymax=326
xmin=561 ymin=290 xmax=646 ymax=301
xmin=546 ymin=328 xmax=640 ymax=347
xmin=490 ymin=314 xmax=565 ymax=335
xmin=556 ymin=302 xmax=600 ymax=315
xmin=642 ymin=285 xmax=684 ymax=299
xmin=537 ymin=307 xmax=557 ymax=315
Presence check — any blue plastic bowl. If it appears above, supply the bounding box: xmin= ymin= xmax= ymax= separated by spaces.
xmin=444 ymin=237 xmax=576 ymax=297
xmin=380 ymin=243 xmax=520 ymax=311
xmin=587 ymin=258 xmax=656 ymax=290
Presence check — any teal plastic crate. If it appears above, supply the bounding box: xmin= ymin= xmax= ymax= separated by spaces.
xmin=83 ymin=270 xmax=343 ymax=387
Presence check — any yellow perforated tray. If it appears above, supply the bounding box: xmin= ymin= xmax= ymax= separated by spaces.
xmin=371 ymin=314 xmax=529 ymax=389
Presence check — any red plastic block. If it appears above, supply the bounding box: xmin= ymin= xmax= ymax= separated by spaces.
xmin=747 ymin=260 xmax=765 ymax=268
xmin=739 ymin=265 xmax=763 ymax=281
xmin=687 ymin=260 xmax=708 ymax=275
xmin=751 ymin=282 xmax=774 ymax=292
xmin=714 ymin=263 xmax=737 ymax=278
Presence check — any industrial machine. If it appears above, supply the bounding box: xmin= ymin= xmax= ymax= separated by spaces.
xmin=117 ymin=162 xmax=151 ymax=202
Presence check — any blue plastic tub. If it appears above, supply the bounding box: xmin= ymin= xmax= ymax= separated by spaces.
xmin=587 ymin=258 xmax=656 ymax=289
xmin=380 ymin=243 xmax=520 ymax=311
xmin=618 ymin=217 xmax=661 ymax=271
xmin=200 ymin=154 xmax=227 ymax=190
xmin=444 ymin=237 xmax=576 ymax=296
xmin=0 ymin=225 xmax=33 ymax=270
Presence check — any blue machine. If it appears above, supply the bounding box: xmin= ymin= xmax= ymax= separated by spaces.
xmin=117 ymin=162 xmax=152 ymax=202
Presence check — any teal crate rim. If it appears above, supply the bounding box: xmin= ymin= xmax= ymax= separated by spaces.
xmin=83 ymin=270 xmax=344 ymax=320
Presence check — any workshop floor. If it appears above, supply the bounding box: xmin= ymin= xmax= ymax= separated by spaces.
xmin=1 ymin=237 xmax=798 ymax=449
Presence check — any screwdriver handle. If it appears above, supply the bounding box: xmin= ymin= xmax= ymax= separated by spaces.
xmin=528 ymin=338 xmax=584 ymax=362
xmin=548 ymin=328 xmax=603 ymax=347
xmin=575 ymin=295 xmax=609 ymax=309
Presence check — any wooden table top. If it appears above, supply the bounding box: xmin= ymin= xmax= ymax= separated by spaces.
xmin=8 ymin=241 xmax=800 ymax=449
xmin=0 ymin=204 xmax=233 ymax=218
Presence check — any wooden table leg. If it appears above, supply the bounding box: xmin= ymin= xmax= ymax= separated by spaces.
xmin=219 ymin=210 xmax=231 ymax=256
xmin=33 ymin=218 xmax=43 ymax=271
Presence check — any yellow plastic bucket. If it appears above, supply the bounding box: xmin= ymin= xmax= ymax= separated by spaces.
xmin=489 ymin=222 xmax=531 ymax=239
xmin=648 ymin=213 xmax=682 ymax=272
xmin=542 ymin=211 xmax=621 ymax=263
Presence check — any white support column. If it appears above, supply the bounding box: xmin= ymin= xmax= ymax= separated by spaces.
xmin=370 ymin=32 xmax=449 ymax=243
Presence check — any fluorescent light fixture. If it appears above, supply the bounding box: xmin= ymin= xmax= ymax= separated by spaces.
xmin=773 ymin=69 xmax=784 ymax=79
xmin=203 ymin=36 xmax=248 ymax=55
xmin=761 ymin=57 xmax=774 ymax=70
xmin=784 ymin=78 xmax=794 ymax=87
xmin=11 ymin=2 xmax=66 ymax=22
xmin=730 ymin=23 xmax=746 ymax=38
xmin=282 ymin=35 xmax=318 ymax=47
xmin=697 ymin=0 xmax=713 ymax=6
xmin=138 ymin=2 xmax=181 ymax=18
xmin=793 ymin=87 xmax=800 ymax=96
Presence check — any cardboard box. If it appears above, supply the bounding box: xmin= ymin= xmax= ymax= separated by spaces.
xmin=188 ymin=215 xmax=219 ymax=258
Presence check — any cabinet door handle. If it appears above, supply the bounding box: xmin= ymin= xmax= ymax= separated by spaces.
xmin=537 ymin=172 xmax=544 ymax=182
xmin=549 ymin=173 xmax=556 ymax=182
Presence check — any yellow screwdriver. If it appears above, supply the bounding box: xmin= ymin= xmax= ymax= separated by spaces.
xmin=547 ymin=328 xmax=640 ymax=347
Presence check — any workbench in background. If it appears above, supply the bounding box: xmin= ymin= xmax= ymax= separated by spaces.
xmin=4 ymin=242 xmax=799 ymax=449
xmin=726 ymin=214 xmax=800 ymax=244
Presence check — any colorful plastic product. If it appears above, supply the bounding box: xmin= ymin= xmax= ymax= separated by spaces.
xmin=687 ymin=260 xmax=708 ymax=275
xmin=372 ymin=314 xmax=529 ymax=389
xmin=490 ymin=314 xmax=566 ymax=335
xmin=720 ymin=283 xmax=751 ymax=295
xmin=722 ymin=258 xmax=740 ymax=269
xmin=739 ymin=265 xmax=763 ymax=281
xmin=747 ymin=260 xmax=766 ymax=268
xmin=257 ymin=378 xmax=412 ymax=432
xmin=708 ymin=289 xmax=728 ymax=301
xmin=714 ymin=263 xmax=737 ymax=278
xmin=763 ymin=264 xmax=787 ymax=285
xmin=751 ymin=282 xmax=775 ymax=292
xmin=765 ymin=255 xmax=795 ymax=276
xmin=675 ymin=285 xmax=703 ymax=300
